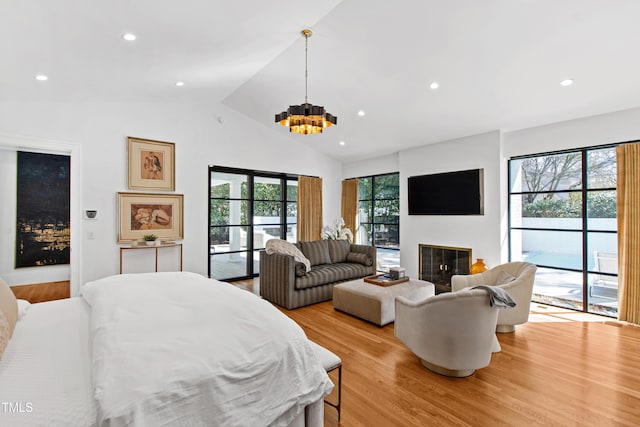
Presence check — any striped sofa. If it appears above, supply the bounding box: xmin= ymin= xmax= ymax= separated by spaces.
xmin=260 ymin=240 xmax=377 ymax=309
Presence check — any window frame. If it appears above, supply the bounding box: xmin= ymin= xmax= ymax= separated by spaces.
xmin=208 ymin=166 xmax=298 ymax=281
xmin=357 ymin=172 xmax=400 ymax=271
xmin=508 ymin=143 xmax=619 ymax=316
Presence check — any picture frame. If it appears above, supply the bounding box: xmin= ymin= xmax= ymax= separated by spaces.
xmin=117 ymin=192 xmax=184 ymax=242
xmin=128 ymin=137 xmax=175 ymax=191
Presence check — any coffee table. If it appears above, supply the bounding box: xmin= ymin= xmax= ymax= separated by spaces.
xmin=333 ymin=277 xmax=435 ymax=326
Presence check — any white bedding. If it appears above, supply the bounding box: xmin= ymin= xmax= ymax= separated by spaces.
xmin=0 ymin=298 xmax=97 ymax=426
xmin=81 ymin=272 xmax=333 ymax=426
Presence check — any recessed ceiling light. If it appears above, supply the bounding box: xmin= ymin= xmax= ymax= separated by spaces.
xmin=429 ymin=81 xmax=439 ymax=90
xmin=35 ymin=75 xmax=48 ymax=81
xmin=357 ymin=110 xmax=366 ymax=117
xmin=560 ymin=78 xmax=574 ymax=87
xmin=175 ymin=81 xmax=184 ymax=87
xmin=122 ymin=33 xmax=137 ymax=41
xmin=339 ymin=141 xmax=345 ymax=146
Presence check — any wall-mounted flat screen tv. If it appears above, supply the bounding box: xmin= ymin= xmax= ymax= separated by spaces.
xmin=408 ymin=168 xmax=484 ymax=215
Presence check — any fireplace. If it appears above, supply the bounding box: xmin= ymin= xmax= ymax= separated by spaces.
xmin=419 ymin=244 xmax=472 ymax=294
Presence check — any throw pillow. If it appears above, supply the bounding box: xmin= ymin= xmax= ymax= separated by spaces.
xmin=266 ymin=239 xmax=310 ymax=272
xmin=327 ymin=239 xmax=351 ymax=263
xmin=0 ymin=278 xmax=18 ymax=339
xmin=300 ymin=240 xmax=332 ymax=266
xmin=346 ymin=252 xmax=373 ymax=266
xmin=495 ymin=270 xmax=516 ymax=285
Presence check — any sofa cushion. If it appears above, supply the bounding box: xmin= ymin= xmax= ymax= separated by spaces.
xmin=327 ymin=239 xmax=351 ymax=263
xmin=346 ymin=252 xmax=373 ymax=266
xmin=295 ymin=263 xmax=373 ymax=290
xmin=300 ymin=240 xmax=332 ymax=266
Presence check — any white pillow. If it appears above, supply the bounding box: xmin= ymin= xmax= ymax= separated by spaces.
xmin=17 ymin=299 xmax=31 ymax=320
xmin=265 ymin=239 xmax=311 ymax=272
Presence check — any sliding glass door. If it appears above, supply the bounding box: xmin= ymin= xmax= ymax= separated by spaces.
xmin=209 ymin=167 xmax=297 ymax=281
xmin=509 ymin=146 xmax=618 ymax=317
xmin=357 ymin=173 xmax=400 ymax=271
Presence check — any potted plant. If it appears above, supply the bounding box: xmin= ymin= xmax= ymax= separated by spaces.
xmin=142 ymin=234 xmax=159 ymax=246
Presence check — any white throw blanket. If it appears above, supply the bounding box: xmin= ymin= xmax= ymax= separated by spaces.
xmin=82 ymin=272 xmax=332 ymax=426
xmin=266 ymin=239 xmax=311 ymax=272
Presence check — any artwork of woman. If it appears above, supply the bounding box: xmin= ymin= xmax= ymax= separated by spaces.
xmin=131 ymin=205 xmax=172 ymax=230
xmin=142 ymin=151 xmax=163 ymax=180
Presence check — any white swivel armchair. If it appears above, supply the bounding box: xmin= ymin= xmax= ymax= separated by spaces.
xmin=451 ymin=262 xmax=537 ymax=333
xmin=395 ymin=288 xmax=500 ymax=377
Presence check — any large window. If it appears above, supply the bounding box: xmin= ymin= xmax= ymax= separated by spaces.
xmin=509 ymin=146 xmax=618 ymax=317
xmin=209 ymin=167 xmax=297 ymax=281
xmin=358 ymin=173 xmax=400 ymax=271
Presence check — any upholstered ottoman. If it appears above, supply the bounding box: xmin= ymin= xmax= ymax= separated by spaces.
xmin=333 ymin=278 xmax=435 ymax=326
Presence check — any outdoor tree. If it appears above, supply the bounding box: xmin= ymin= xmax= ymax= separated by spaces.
xmin=210 ymin=179 xmax=298 ymax=244
xmin=518 ymin=148 xmax=616 ymax=218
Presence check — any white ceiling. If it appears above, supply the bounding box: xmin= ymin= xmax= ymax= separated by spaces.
xmin=3 ymin=0 xmax=640 ymax=162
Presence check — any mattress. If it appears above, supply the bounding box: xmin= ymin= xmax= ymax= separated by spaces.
xmin=0 ymin=298 xmax=97 ymax=426
xmin=0 ymin=279 xmax=327 ymax=427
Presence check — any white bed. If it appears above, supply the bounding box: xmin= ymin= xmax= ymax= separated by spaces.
xmin=0 ymin=272 xmax=332 ymax=426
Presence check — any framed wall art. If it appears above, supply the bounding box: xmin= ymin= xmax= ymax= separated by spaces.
xmin=128 ymin=137 xmax=175 ymax=191
xmin=15 ymin=151 xmax=71 ymax=268
xmin=118 ymin=192 xmax=183 ymax=242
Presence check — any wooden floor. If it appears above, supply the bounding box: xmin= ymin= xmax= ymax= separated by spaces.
xmin=17 ymin=278 xmax=640 ymax=426
xmin=233 ymin=278 xmax=640 ymax=427
xmin=10 ymin=280 xmax=70 ymax=303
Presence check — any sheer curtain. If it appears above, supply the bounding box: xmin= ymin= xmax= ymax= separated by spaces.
xmin=341 ymin=179 xmax=358 ymax=242
xmin=297 ymin=176 xmax=323 ymax=242
xmin=617 ymin=142 xmax=640 ymax=324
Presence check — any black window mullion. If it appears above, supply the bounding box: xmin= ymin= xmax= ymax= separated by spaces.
xmin=247 ymin=175 xmax=254 ymax=276
xmin=280 ymin=178 xmax=286 ymax=240
xmin=581 ymin=151 xmax=589 ymax=309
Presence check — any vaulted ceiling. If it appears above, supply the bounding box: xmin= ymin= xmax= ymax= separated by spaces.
xmin=3 ymin=1 xmax=640 ymax=162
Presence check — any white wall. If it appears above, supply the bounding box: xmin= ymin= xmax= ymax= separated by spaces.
xmin=340 ymin=106 xmax=640 ymax=283
xmin=399 ymin=131 xmax=503 ymax=278
xmin=342 ymin=153 xmax=399 ymax=179
xmin=504 ymin=106 xmax=640 ymax=157
xmin=0 ymin=100 xmax=342 ymax=294
xmin=343 ymin=131 xmax=504 ymax=278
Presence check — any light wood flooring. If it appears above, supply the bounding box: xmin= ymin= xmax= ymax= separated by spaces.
xmin=235 ymin=278 xmax=640 ymax=427
xmin=10 ymin=280 xmax=70 ymax=303
xmin=16 ymin=278 xmax=640 ymax=426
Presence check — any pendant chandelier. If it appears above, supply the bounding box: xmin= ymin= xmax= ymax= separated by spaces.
xmin=275 ymin=29 xmax=337 ymax=134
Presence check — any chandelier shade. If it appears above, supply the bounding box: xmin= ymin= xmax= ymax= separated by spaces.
xmin=275 ymin=103 xmax=337 ymax=134
xmin=275 ymin=29 xmax=337 ymax=134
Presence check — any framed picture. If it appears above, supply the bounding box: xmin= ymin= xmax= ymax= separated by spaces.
xmin=128 ymin=137 xmax=175 ymax=191
xmin=118 ymin=192 xmax=184 ymax=242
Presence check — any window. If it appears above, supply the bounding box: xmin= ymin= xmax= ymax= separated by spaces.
xmin=358 ymin=173 xmax=400 ymax=271
xmin=509 ymin=146 xmax=618 ymax=317
xmin=209 ymin=167 xmax=297 ymax=281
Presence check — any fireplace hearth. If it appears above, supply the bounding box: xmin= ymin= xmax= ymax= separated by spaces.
xmin=419 ymin=244 xmax=472 ymax=294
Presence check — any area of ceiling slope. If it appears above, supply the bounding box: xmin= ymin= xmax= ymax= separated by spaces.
xmin=223 ymin=0 xmax=640 ymax=162
xmin=0 ymin=0 xmax=342 ymax=104
xmin=3 ymin=1 xmax=640 ymax=163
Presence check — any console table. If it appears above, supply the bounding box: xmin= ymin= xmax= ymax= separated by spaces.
xmin=119 ymin=243 xmax=183 ymax=274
